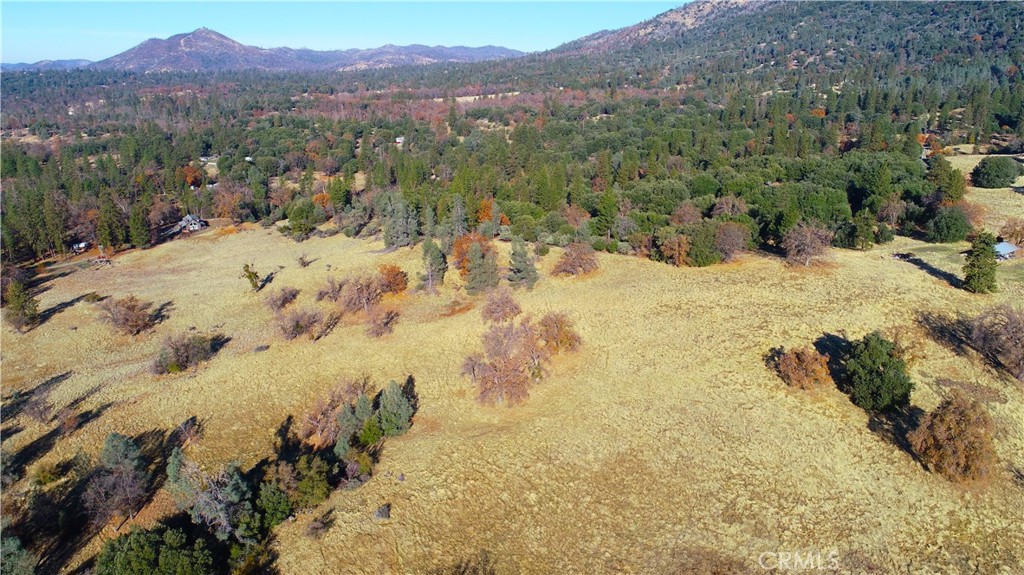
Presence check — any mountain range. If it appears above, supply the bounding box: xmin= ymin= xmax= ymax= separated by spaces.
xmin=2 ymin=27 xmax=524 ymax=73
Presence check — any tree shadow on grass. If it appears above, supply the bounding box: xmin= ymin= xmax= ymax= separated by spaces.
xmin=900 ymin=254 xmax=963 ymax=289
xmin=1 ymin=371 xmax=73 ymax=421
xmin=916 ymin=310 xmax=973 ymax=356
xmin=813 ymin=332 xmax=851 ymax=389
xmin=258 ymin=271 xmax=277 ymax=292
xmin=402 ymin=374 xmax=420 ymax=416
xmin=151 ymin=301 xmax=175 ymax=325
xmin=6 ymin=427 xmax=62 ymax=478
xmin=867 ymin=404 xmax=926 ymax=460
xmin=37 ymin=294 xmax=88 ymax=326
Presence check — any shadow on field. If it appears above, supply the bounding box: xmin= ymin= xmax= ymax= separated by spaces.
xmin=151 ymin=301 xmax=175 ymax=325
xmin=916 ymin=310 xmax=973 ymax=356
xmin=1 ymin=371 xmax=73 ymax=420
xmin=38 ymin=294 xmax=88 ymax=325
xmin=867 ymin=405 xmax=925 ymax=460
xmin=813 ymin=332 xmax=851 ymax=387
xmin=259 ymin=271 xmax=277 ymax=291
xmin=900 ymin=254 xmax=963 ymax=289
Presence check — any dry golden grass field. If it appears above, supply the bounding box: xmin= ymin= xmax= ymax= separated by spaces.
xmin=2 ymin=159 xmax=1024 ymax=574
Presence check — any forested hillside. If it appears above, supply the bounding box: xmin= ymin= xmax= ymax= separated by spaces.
xmin=1 ymin=0 xmax=1022 ymax=278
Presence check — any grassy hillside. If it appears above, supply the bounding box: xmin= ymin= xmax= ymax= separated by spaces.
xmin=2 ymin=178 xmax=1023 ymax=573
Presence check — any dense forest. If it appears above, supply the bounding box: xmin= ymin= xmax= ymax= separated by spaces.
xmin=2 ymin=0 xmax=1022 ymax=267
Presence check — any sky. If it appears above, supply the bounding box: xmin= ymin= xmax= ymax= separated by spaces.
xmin=1 ymin=2 xmax=682 ymax=63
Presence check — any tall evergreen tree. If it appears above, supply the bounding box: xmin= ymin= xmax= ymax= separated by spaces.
xmin=465 ymin=242 xmax=499 ymax=295
xmin=129 ymin=203 xmax=150 ymax=248
xmin=97 ymin=190 xmax=124 ymax=250
xmin=3 ymin=280 xmax=39 ymax=332
xmin=507 ymin=237 xmax=538 ymax=289
xmin=377 ymin=380 xmax=413 ymax=436
xmin=591 ymin=189 xmax=618 ymax=239
xmin=419 ymin=238 xmax=447 ymax=293
xmin=963 ymin=231 xmax=997 ymax=294
xmin=42 ymin=191 xmax=67 ymax=256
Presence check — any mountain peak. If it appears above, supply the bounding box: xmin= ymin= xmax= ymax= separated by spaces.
xmin=89 ymin=29 xmax=524 ymax=73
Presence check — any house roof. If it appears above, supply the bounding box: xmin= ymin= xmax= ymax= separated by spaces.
xmin=995 ymin=242 xmax=1018 ymax=255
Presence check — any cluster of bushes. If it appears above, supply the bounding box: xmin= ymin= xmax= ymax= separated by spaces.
xmin=274 ymin=264 xmax=408 ymax=341
xmin=463 ymin=291 xmax=581 ymax=405
xmin=771 ymin=346 xmax=832 ymax=390
xmin=969 ymin=304 xmax=1024 ymax=382
xmin=96 ymin=377 xmax=413 ymax=574
xmin=152 ymin=333 xmax=224 ymax=374
xmin=772 ymin=329 xmax=999 ymax=484
xmin=98 ymin=295 xmax=157 ymax=335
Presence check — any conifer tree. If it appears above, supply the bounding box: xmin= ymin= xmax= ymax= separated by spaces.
xmin=507 ymin=237 xmax=538 ymax=289
xmin=3 ymin=280 xmax=39 ymax=332
xmin=377 ymin=380 xmax=413 ymax=436
xmin=97 ymin=190 xmax=124 ymax=250
xmin=963 ymin=231 xmax=997 ymax=294
xmin=419 ymin=238 xmax=447 ymax=292
xmin=465 ymin=242 xmax=499 ymax=295
xmin=129 ymin=203 xmax=150 ymax=248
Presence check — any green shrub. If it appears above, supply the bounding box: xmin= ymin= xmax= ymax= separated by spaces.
xmin=3 ymin=280 xmax=40 ymax=332
xmin=925 ymin=206 xmax=971 ymax=243
xmin=845 ymin=331 xmax=914 ymax=411
xmin=256 ymin=480 xmax=292 ymax=529
xmin=378 ymin=380 xmax=414 ymax=436
xmin=971 ymin=156 xmax=1020 ymax=188
xmin=95 ymin=527 xmax=212 ymax=575
xmin=0 ymin=536 xmax=36 ymax=575
xmin=294 ymin=456 xmax=330 ymax=510
xmin=359 ymin=416 xmax=383 ymax=447
xmin=152 ymin=333 xmax=220 ymax=374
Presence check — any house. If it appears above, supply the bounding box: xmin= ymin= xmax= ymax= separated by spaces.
xmin=994 ymin=241 xmax=1019 ymax=261
xmin=174 ymin=214 xmax=208 ymax=234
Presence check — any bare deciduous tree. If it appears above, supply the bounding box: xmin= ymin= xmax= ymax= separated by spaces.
xmin=782 ymin=222 xmax=833 ymax=267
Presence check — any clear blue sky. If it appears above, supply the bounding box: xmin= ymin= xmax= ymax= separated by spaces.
xmin=2 ymin=2 xmax=682 ymax=63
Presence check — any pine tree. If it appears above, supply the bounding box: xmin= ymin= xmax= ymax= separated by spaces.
xmin=419 ymin=238 xmax=447 ymax=292
xmin=42 ymin=191 xmax=67 ymax=257
xmin=129 ymin=203 xmax=150 ymax=248
xmin=97 ymin=190 xmax=124 ymax=250
xmin=507 ymin=237 xmax=538 ymax=289
xmin=852 ymin=210 xmax=875 ymax=250
xmin=465 ymin=242 xmax=499 ymax=295
xmin=963 ymin=231 xmax=997 ymax=294
xmin=3 ymin=280 xmax=39 ymax=332
xmin=449 ymin=195 xmax=468 ymax=238
xmin=591 ymin=189 xmax=618 ymax=238
xmin=377 ymin=380 xmax=413 ymax=436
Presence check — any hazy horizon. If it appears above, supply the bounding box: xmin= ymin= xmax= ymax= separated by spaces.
xmin=2 ymin=1 xmax=681 ymax=63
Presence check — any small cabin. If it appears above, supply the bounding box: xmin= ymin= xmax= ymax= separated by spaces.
xmin=174 ymin=214 xmax=208 ymax=234
xmin=995 ymin=241 xmax=1019 ymax=261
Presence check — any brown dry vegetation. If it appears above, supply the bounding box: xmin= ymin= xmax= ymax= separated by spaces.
xmin=1 ymin=184 xmax=1023 ymax=573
